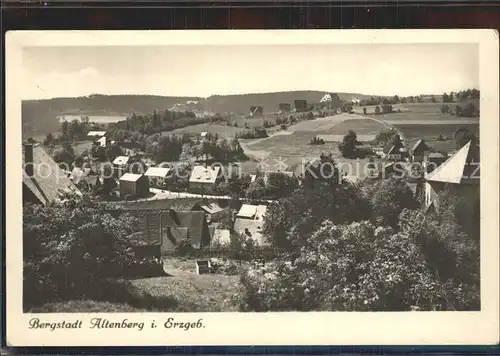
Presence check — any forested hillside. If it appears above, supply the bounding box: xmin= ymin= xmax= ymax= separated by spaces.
xmin=22 ymin=94 xmax=202 ymax=138
xmin=21 ymin=91 xmax=377 ymax=138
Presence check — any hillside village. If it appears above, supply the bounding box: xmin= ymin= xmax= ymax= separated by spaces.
xmin=22 ymin=89 xmax=481 ymax=313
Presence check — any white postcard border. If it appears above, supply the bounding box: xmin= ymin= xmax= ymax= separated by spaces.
xmin=5 ymin=29 xmax=500 ymax=347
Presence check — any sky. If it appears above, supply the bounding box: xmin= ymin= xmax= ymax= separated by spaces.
xmin=22 ymin=43 xmax=479 ymax=99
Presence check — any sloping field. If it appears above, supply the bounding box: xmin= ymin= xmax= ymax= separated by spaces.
xmin=130 ymin=274 xmax=239 ymax=312
xmin=29 ymin=258 xmax=241 ymax=313
xmin=287 ymin=113 xmax=365 ymax=131
xmin=383 ymin=114 xmax=479 ymax=125
xmin=316 ymin=134 xmax=376 ymax=143
xmin=330 ymin=118 xmax=389 ymax=135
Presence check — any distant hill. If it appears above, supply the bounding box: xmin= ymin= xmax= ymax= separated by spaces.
xmin=22 ymin=94 xmax=202 ymax=139
xmin=21 ymin=91 xmax=381 ymax=139
xmin=202 ymin=91 xmax=375 ymax=115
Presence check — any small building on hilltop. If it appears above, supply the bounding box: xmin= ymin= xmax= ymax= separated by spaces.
xmin=119 ymin=173 xmax=150 ymax=199
xmin=424 ymin=141 xmax=480 ymax=224
xmin=22 ymin=143 xmax=81 ymax=206
xmin=319 ymin=93 xmax=342 ymax=110
xmin=189 ymin=165 xmax=220 ymax=194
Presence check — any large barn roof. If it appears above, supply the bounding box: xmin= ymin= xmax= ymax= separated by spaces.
xmin=425 ymin=141 xmax=479 ymax=184
xmin=22 ymin=144 xmax=81 ymax=205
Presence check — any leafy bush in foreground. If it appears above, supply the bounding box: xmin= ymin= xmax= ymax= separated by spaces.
xmin=237 ymin=220 xmax=479 ymax=312
xmin=23 ymin=194 xmax=142 ymax=309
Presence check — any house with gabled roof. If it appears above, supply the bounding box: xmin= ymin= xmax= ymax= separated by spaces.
xmin=233 ymin=204 xmax=268 ymax=246
xmin=383 ymin=143 xmax=407 ymax=161
xmin=119 ymin=173 xmax=150 ymax=199
xmin=191 ymin=201 xmax=229 ymax=222
xmin=22 ymin=143 xmax=81 ymax=206
xmin=123 ymin=209 xmax=211 ymax=256
xmin=87 ymin=131 xmax=107 ymax=148
xmin=144 ymin=166 xmax=173 ymax=188
xmin=410 ymin=138 xmax=430 ymax=162
xmin=424 ymin=141 xmax=480 ymax=221
xmin=188 ymin=165 xmax=221 ymax=194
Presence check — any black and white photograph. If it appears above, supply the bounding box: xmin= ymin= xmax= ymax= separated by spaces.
xmin=6 ymin=30 xmax=499 ymax=346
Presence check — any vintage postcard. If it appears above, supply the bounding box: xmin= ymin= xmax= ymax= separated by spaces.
xmin=5 ymin=29 xmax=499 ymax=346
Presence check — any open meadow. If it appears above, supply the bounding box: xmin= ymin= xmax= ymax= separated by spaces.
xmin=239 ymin=103 xmax=479 ymax=168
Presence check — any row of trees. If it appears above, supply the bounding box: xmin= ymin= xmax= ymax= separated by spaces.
xmin=179 ymin=133 xmax=246 ymax=162
xmin=107 ymin=110 xmax=223 ymax=136
xmin=441 ymin=102 xmax=479 ymax=117
xmin=443 ymin=89 xmax=480 ymax=103
xmin=359 ymin=89 xmax=479 ymax=107
xmin=340 ymin=130 xmax=373 ymax=159
xmin=214 ymin=171 xmax=299 ymax=201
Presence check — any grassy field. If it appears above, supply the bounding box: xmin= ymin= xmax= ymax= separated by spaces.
xmin=287 ymin=113 xmax=361 ymax=131
xmin=330 ymin=118 xmax=389 ymax=135
xmin=130 ymin=273 xmax=239 ymax=312
xmin=28 ymin=258 xmax=241 ymax=313
xmin=170 ymin=123 xmax=246 ymax=137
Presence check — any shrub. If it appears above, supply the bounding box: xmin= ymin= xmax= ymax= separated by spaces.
xmin=237 ymin=220 xmax=476 ymax=312
xmin=23 ymin=194 xmax=141 ymax=309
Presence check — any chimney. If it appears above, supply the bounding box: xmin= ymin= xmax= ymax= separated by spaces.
xmin=24 ymin=143 xmax=34 ymax=178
